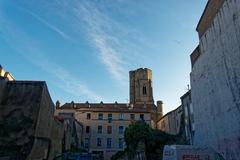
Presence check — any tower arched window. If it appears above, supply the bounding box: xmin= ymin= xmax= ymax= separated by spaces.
xmin=143 ymin=85 xmax=147 ymax=95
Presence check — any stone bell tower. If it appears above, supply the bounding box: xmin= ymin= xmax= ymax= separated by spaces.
xmin=129 ymin=68 xmax=154 ymax=105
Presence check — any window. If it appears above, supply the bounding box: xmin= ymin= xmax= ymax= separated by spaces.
xmin=119 ymin=138 xmax=124 ymax=149
xmin=97 ymin=138 xmax=102 ymax=146
xmin=108 ymin=113 xmax=112 ymax=123
xmin=86 ymin=126 xmax=90 ymax=133
xmin=119 ymin=113 xmax=124 ymax=120
xmin=143 ymin=85 xmax=147 ymax=95
xmin=87 ymin=113 xmax=91 ymax=119
xmin=107 ymin=138 xmax=112 ymax=148
xmin=130 ymin=114 xmax=135 ymax=120
xmin=107 ymin=126 xmax=112 ymax=134
xmin=119 ymin=126 xmax=124 ymax=134
xmin=98 ymin=113 xmax=103 ymax=120
xmin=140 ymin=114 xmax=144 ymax=121
xmin=84 ymin=138 xmax=89 ymax=148
xmin=59 ymin=112 xmax=74 ymax=118
xmin=98 ymin=126 xmax=102 ymax=134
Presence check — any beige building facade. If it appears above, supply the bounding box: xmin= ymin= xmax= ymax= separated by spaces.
xmin=56 ymin=68 xmax=163 ymax=160
xmin=157 ymin=106 xmax=182 ymax=135
xmin=56 ymin=103 xmax=152 ymax=160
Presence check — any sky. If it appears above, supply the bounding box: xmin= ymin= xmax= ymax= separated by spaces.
xmin=0 ymin=0 xmax=207 ymax=114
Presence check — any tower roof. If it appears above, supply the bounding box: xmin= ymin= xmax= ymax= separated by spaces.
xmin=130 ymin=68 xmax=152 ymax=72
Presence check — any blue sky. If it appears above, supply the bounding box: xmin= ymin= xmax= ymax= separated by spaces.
xmin=0 ymin=0 xmax=207 ymax=113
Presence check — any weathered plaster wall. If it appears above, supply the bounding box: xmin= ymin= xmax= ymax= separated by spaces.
xmin=157 ymin=106 xmax=182 ymax=135
xmin=27 ymin=82 xmax=56 ymax=160
xmin=0 ymin=80 xmax=70 ymax=160
xmin=191 ymin=0 xmax=240 ymax=159
xmin=49 ymin=119 xmax=69 ymax=160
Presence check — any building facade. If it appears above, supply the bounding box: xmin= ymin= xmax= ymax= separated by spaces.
xmin=54 ymin=110 xmax=84 ymax=151
xmin=190 ymin=0 xmax=240 ymax=159
xmin=157 ymin=106 xmax=182 ymax=135
xmin=180 ymin=90 xmax=194 ymax=145
xmin=0 ymin=65 xmax=15 ymax=81
xmin=130 ymin=68 xmax=154 ymax=105
xmin=56 ymin=103 xmax=152 ymax=160
xmin=55 ymin=68 xmax=163 ymax=160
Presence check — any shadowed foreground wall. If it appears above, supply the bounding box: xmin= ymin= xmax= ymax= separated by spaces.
xmin=0 ymin=80 xmax=69 ymax=160
xmin=191 ymin=0 xmax=240 ymax=159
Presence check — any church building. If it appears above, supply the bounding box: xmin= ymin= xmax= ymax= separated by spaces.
xmin=55 ymin=68 xmax=163 ymax=160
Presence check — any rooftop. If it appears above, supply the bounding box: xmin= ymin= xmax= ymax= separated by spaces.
xmin=57 ymin=102 xmax=155 ymax=113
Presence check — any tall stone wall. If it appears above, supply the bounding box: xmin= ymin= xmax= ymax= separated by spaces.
xmin=27 ymin=82 xmax=56 ymax=160
xmin=191 ymin=0 xmax=240 ymax=159
xmin=0 ymin=81 xmax=45 ymax=159
xmin=0 ymin=80 xmax=70 ymax=160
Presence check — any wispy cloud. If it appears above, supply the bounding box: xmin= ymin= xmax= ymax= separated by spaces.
xmin=17 ymin=6 xmax=74 ymax=42
xmin=13 ymin=0 xmax=151 ymax=83
xmin=0 ymin=0 xmax=152 ymax=98
xmin=0 ymin=14 xmax=103 ymax=102
xmin=72 ymin=0 xmax=127 ymax=82
xmin=48 ymin=0 xmax=148 ymax=82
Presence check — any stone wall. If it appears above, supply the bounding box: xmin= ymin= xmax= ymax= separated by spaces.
xmin=129 ymin=68 xmax=154 ymax=105
xmin=190 ymin=46 xmax=200 ymax=68
xmin=48 ymin=119 xmax=71 ymax=159
xmin=28 ymin=82 xmax=55 ymax=159
xmin=180 ymin=90 xmax=194 ymax=145
xmin=157 ymin=106 xmax=182 ymax=135
xmin=0 ymin=80 xmax=71 ymax=160
xmin=191 ymin=0 xmax=240 ymax=159
xmin=0 ymin=81 xmax=45 ymax=159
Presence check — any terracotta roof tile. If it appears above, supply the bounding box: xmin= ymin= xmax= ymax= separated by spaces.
xmin=57 ymin=102 xmax=156 ymax=113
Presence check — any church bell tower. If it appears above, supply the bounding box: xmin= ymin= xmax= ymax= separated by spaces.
xmin=129 ymin=68 xmax=154 ymax=105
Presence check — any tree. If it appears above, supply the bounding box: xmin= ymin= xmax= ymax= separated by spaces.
xmin=125 ymin=121 xmax=152 ymax=149
xmin=112 ymin=120 xmax=187 ymax=160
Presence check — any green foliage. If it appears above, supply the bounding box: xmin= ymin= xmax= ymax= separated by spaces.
xmin=145 ymin=129 xmax=180 ymax=160
xmin=111 ymin=151 xmax=126 ymax=160
xmin=69 ymin=145 xmax=87 ymax=153
xmin=112 ymin=120 xmax=187 ymax=160
xmin=124 ymin=121 xmax=152 ymax=150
